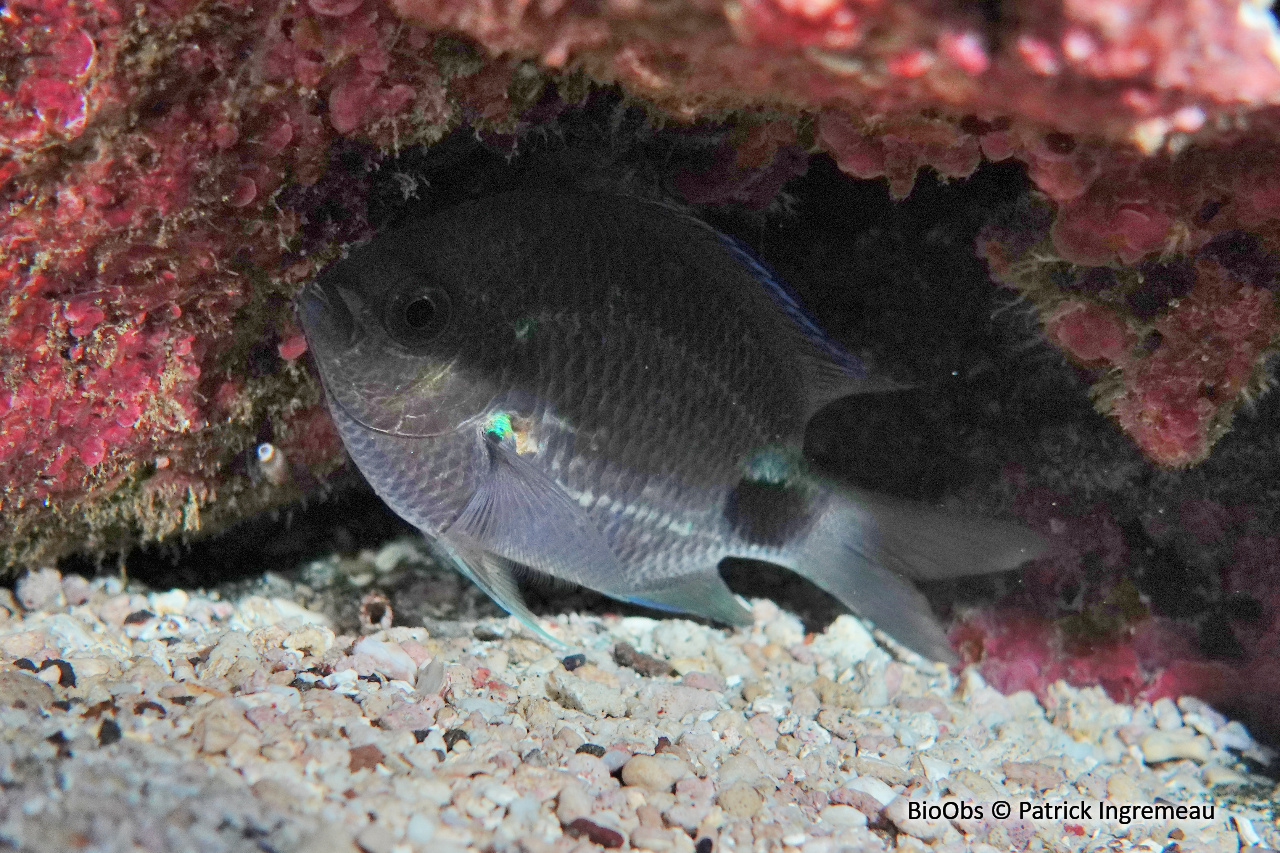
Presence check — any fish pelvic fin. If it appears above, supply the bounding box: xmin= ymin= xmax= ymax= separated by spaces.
xmin=430 ymin=534 xmax=568 ymax=648
xmin=777 ymin=482 xmax=1047 ymax=663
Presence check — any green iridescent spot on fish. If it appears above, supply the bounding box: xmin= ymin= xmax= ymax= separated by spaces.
xmin=297 ymin=191 xmax=1047 ymax=662
xmin=484 ymin=411 xmax=514 ymax=441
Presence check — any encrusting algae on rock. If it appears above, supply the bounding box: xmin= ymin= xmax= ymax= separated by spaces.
xmin=980 ymin=197 xmax=1280 ymax=468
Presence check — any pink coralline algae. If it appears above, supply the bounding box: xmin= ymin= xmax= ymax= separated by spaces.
xmin=1110 ymin=268 xmax=1276 ymax=467
xmin=0 ymin=2 xmax=101 ymax=156
xmin=956 ymin=486 xmax=1280 ymax=738
xmin=394 ymin=0 xmax=1280 ymax=138
xmin=817 ymin=113 xmax=983 ymax=201
xmin=1046 ymin=302 xmax=1131 ymax=365
xmin=0 ymin=0 xmax=464 ymax=559
xmin=982 ymin=194 xmax=1280 ymax=467
xmin=674 ymin=120 xmax=811 ymax=209
xmin=393 ymin=0 xmax=1280 ymax=197
xmin=956 ymin=610 xmax=1252 ymax=711
xmin=975 ymin=125 xmax=1280 ymax=468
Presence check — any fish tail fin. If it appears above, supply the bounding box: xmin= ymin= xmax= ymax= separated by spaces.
xmin=785 ymin=484 xmax=1047 ymax=663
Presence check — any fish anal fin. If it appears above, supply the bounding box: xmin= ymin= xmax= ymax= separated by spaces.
xmin=625 ymin=571 xmax=754 ymax=627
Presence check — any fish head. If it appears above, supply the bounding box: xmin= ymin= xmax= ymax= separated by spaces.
xmin=297 ymin=233 xmax=503 ymax=437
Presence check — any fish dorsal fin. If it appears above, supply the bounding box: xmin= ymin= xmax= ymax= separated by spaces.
xmin=623 ymin=571 xmax=754 ymax=627
xmin=445 ymin=420 xmax=628 ymax=593
xmin=712 ymin=232 xmax=907 ymax=417
xmin=429 ymin=535 xmax=566 ymax=647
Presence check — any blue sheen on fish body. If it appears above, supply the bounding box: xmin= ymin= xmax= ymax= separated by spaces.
xmin=297 ymin=191 xmax=1046 ymax=661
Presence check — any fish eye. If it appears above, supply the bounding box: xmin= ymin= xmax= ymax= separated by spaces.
xmin=404 ymin=296 xmax=439 ymax=330
xmin=386 ymin=285 xmax=451 ymax=347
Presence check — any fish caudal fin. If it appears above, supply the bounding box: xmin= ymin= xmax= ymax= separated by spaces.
xmin=786 ymin=486 xmax=1047 ymax=663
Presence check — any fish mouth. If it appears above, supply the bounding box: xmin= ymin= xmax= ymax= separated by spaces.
xmin=297 ymin=276 xmax=356 ymax=349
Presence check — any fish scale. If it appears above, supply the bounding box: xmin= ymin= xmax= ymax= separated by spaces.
xmin=524 ymin=317 xmax=752 ymax=585
xmin=298 ymin=190 xmax=1046 ymax=660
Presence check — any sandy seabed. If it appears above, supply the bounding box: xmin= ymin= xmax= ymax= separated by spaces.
xmin=0 ymin=538 xmax=1275 ymax=853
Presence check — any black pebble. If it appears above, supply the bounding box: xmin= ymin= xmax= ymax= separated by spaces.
xmin=443 ymin=728 xmax=470 ymax=750
xmin=98 ymin=719 xmax=122 ymax=747
xmin=695 ymin=838 xmax=713 ymax=853
xmin=46 ymin=731 xmax=72 ymax=759
xmin=576 ymin=743 xmax=606 ymax=757
xmin=40 ymin=659 xmax=75 ymax=688
xmin=561 ymin=654 xmax=587 ymax=671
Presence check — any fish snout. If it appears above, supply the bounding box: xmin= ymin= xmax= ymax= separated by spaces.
xmin=298 ymin=275 xmax=357 ymax=350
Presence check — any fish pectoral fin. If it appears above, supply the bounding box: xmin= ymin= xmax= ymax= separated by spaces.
xmin=624 ymin=571 xmax=754 ymax=627
xmin=447 ymin=431 xmax=627 ymax=591
xmin=430 ymin=534 xmax=567 ymax=648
